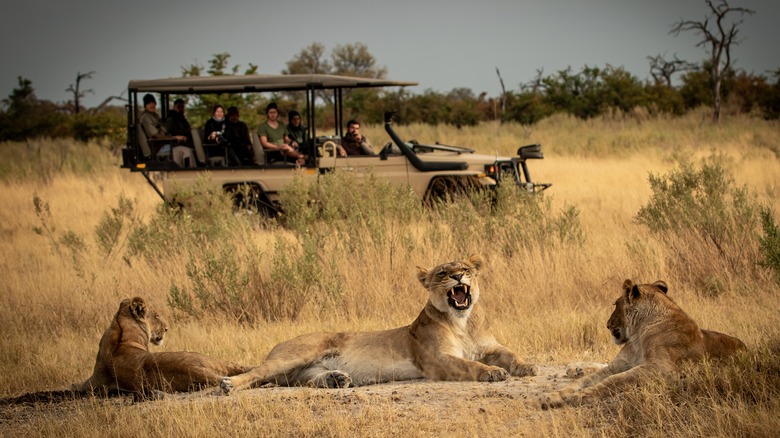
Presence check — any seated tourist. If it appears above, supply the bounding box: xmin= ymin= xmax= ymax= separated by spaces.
xmin=224 ymin=106 xmax=254 ymax=165
xmin=139 ymin=93 xmax=195 ymax=167
xmin=164 ymin=98 xmax=193 ymax=146
xmin=338 ymin=119 xmax=376 ymax=156
xmin=258 ymin=102 xmax=305 ymax=166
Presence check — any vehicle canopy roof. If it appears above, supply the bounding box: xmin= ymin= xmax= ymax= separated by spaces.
xmin=128 ymin=74 xmax=418 ymax=94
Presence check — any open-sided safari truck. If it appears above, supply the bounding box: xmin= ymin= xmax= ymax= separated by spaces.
xmin=121 ymin=74 xmax=550 ymax=215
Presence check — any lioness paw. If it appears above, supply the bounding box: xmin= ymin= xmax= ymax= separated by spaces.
xmin=565 ymin=362 xmax=607 ymax=378
xmin=220 ymin=377 xmax=235 ymax=395
xmin=309 ymin=370 xmax=352 ymax=389
xmin=511 ymin=363 xmax=539 ymax=377
xmin=537 ymin=392 xmax=565 ymax=410
xmin=479 ymin=367 xmax=509 ymax=382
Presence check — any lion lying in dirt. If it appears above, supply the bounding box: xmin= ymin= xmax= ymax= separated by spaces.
xmin=221 ymin=254 xmax=537 ymax=394
xmin=538 ymin=279 xmax=746 ymax=409
xmin=72 ymin=297 xmax=251 ymax=398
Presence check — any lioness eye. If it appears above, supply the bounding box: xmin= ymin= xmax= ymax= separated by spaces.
xmin=436 ymin=270 xmax=447 ymax=278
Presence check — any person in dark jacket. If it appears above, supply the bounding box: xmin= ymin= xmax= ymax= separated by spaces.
xmin=224 ymin=106 xmax=254 ymax=165
xmin=204 ymin=104 xmax=227 ymax=144
xmin=164 ymin=98 xmax=193 ymax=146
xmin=286 ymin=110 xmax=307 ymax=150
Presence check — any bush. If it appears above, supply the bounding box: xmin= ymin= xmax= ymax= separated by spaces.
xmin=635 ymin=160 xmax=762 ymax=293
xmin=759 ymin=207 xmax=780 ymax=285
xmin=604 ymin=346 xmax=780 ymax=437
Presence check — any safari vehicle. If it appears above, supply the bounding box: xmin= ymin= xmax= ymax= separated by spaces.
xmin=121 ymin=74 xmax=550 ymax=215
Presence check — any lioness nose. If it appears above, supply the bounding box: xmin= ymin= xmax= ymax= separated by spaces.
xmin=450 ymin=273 xmax=463 ymax=282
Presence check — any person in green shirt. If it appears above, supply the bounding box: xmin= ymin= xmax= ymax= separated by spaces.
xmin=258 ymin=102 xmax=305 ymax=165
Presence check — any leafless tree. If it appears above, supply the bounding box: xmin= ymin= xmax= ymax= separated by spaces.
xmin=647 ymin=54 xmax=698 ymax=87
xmin=495 ymin=67 xmax=506 ymax=120
xmin=670 ymin=0 xmax=754 ymax=123
xmin=91 ymin=91 xmax=127 ymax=113
xmin=66 ymin=71 xmax=95 ymax=114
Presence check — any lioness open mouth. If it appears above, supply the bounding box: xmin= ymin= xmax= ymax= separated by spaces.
xmin=447 ymin=284 xmax=471 ymax=310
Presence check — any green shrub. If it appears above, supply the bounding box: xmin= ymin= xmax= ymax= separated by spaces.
xmin=759 ymin=207 xmax=780 ymax=285
xmin=635 ymin=160 xmax=762 ymax=292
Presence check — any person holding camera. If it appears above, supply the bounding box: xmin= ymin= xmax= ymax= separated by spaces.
xmin=204 ymin=104 xmax=227 ymax=144
xmin=338 ymin=119 xmax=376 ymax=156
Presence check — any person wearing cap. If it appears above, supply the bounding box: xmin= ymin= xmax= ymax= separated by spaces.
xmin=164 ymin=98 xmax=193 ymax=146
xmin=224 ymin=106 xmax=253 ymax=165
xmin=257 ymin=102 xmax=306 ymax=166
xmin=138 ymin=93 xmax=195 ymax=167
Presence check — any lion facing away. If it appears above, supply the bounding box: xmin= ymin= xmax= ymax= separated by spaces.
xmin=72 ymin=297 xmax=252 ymax=397
xmin=221 ymin=254 xmax=537 ymax=394
xmin=538 ymin=279 xmax=746 ymax=409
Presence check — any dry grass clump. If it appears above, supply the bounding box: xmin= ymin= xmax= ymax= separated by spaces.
xmin=1 ymin=112 xmax=779 ymax=436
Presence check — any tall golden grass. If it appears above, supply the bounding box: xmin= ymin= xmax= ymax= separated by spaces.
xmin=1 ymin=110 xmax=779 ymax=436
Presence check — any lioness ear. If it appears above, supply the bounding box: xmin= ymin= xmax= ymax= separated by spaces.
xmin=130 ymin=297 xmax=146 ymax=319
xmin=629 ymin=284 xmax=641 ymax=302
xmin=622 ymin=279 xmax=635 ymax=298
xmin=467 ymin=254 xmax=483 ymax=272
xmin=652 ymin=281 xmax=668 ymax=294
xmin=416 ymin=266 xmax=429 ymax=287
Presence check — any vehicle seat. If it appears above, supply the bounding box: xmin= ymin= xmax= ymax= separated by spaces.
xmin=251 ymin=131 xmax=266 ymax=166
xmin=137 ymin=124 xmax=171 ymax=161
xmin=192 ymin=127 xmax=226 ymax=167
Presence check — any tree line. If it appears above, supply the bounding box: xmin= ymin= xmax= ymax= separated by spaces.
xmin=1 ymin=1 xmax=777 ymax=142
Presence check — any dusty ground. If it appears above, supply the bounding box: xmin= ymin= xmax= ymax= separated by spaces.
xmin=0 ymin=363 xmax=600 ymax=430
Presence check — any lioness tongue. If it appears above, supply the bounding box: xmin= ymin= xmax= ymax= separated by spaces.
xmin=453 ymin=290 xmax=467 ymax=304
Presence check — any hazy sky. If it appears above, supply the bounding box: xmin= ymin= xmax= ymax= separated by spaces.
xmin=2 ymin=0 xmax=778 ymax=108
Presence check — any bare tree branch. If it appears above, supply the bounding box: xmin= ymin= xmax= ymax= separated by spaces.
xmin=92 ymin=90 xmax=127 ymax=113
xmin=647 ymin=53 xmax=697 ymax=87
xmin=495 ymin=67 xmax=506 ymax=118
xmin=66 ymin=71 xmax=95 ymax=114
xmin=670 ymin=0 xmax=754 ymax=123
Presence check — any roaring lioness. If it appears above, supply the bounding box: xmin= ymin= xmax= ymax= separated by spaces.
xmin=73 ymin=297 xmax=252 ymax=397
xmin=221 ymin=255 xmax=537 ymax=394
xmin=538 ymin=279 xmax=746 ymax=409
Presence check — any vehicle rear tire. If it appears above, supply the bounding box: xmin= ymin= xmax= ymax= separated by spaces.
xmin=423 ymin=176 xmax=481 ymax=206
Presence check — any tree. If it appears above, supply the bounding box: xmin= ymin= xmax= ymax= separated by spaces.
xmin=283 ymin=43 xmax=331 ymax=75
xmin=65 ymin=71 xmax=95 ymax=114
xmin=670 ymin=0 xmax=755 ymax=123
xmin=283 ymin=42 xmax=387 ymax=108
xmin=0 ymin=77 xmax=69 ymax=141
xmin=180 ymin=53 xmax=261 ymax=126
xmin=331 ymin=43 xmax=387 ymax=79
xmin=647 ymin=54 xmax=697 ymax=87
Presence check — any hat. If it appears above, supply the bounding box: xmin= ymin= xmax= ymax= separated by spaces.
xmin=265 ymin=102 xmax=278 ymax=113
xmin=143 ymin=93 xmax=156 ymax=106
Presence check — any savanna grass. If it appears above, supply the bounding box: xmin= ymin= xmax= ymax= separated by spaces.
xmin=2 ymin=112 xmax=779 ymax=436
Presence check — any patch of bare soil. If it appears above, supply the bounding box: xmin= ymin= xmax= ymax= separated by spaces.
xmin=0 ymin=363 xmax=603 ymax=429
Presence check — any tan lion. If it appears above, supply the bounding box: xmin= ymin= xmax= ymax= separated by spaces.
xmin=72 ymin=297 xmax=252 ymax=397
xmin=538 ymin=279 xmax=746 ymax=409
xmin=221 ymin=254 xmax=537 ymax=394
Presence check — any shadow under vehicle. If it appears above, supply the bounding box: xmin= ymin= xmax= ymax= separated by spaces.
xmin=121 ymin=74 xmax=550 ymax=216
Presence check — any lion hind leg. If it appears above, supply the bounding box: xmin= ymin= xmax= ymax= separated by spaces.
xmin=221 ymin=356 xmax=319 ymax=395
